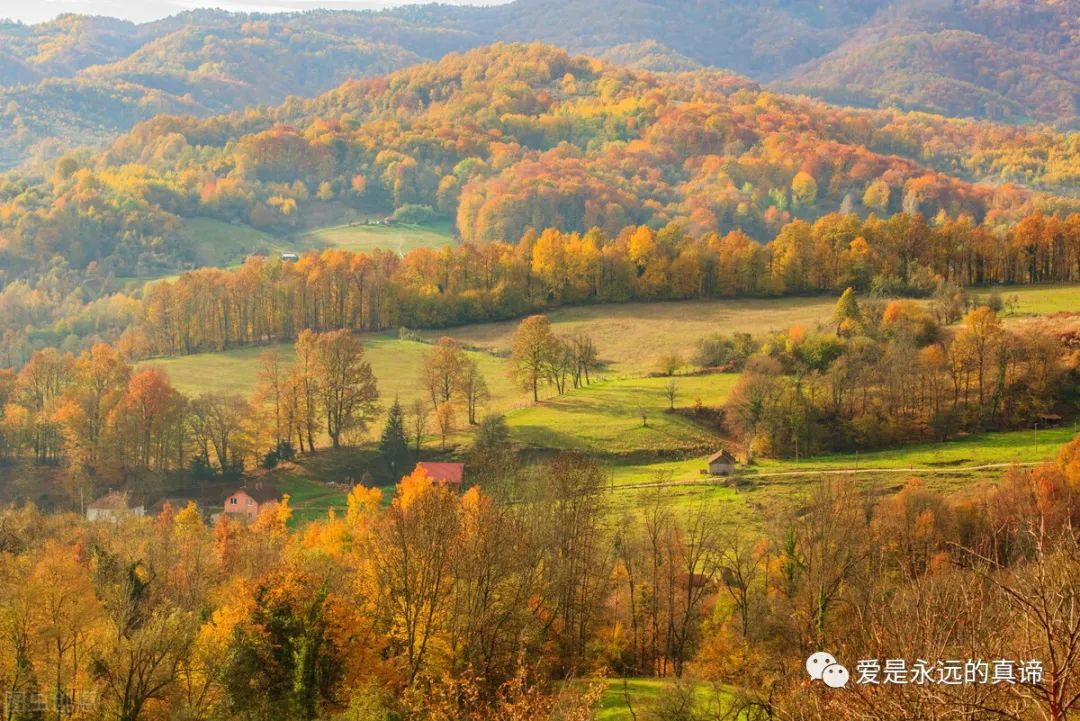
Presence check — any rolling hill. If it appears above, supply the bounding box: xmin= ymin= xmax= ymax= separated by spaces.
xmin=1 ymin=42 xmax=1077 ymax=286
xmin=0 ymin=11 xmax=434 ymax=168
xmin=0 ymin=0 xmax=1075 ymax=168
xmin=779 ymin=0 xmax=1079 ymax=127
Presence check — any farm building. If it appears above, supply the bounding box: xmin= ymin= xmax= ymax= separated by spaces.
xmin=87 ymin=491 xmax=145 ymax=522
xmin=223 ymin=482 xmax=281 ymax=521
xmin=707 ymin=449 xmax=737 ymax=476
xmin=417 ymin=461 xmax=465 ymax=486
xmin=279 ymin=252 xmax=299 ymax=262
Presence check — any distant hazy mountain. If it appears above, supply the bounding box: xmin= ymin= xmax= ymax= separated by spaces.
xmin=0 ymin=11 xmax=436 ymax=167
xmin=597 ymin=41 xmax=701 ymax=73
xmin=778 ymin=0 xmax=1078 ymax=126
xmin=0 ymin=0 xmax=1074 ymax=168
xmin=0 ymin=1 xmax=505 ymax=25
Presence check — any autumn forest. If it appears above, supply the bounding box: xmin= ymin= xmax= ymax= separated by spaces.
xmin=1 ymin=4 xmax=1080 ymax=721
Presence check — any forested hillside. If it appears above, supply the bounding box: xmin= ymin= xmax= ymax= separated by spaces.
xmin=2 ymin=43 xmax=1078 ymax=364
xmin=2 ymin=10 xmax=1080 ymax=718
xmin=0 ymin=11 xmax=442 ymax=168
xmin=780 ymin=0 xmax=1079 ymax=126
xmin=0 ymin=0 xmax=1075 ymax=169
xmin=3 ymin=43 xmax=1077 ymax=274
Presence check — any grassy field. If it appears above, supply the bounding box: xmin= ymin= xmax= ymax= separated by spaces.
xmin=595 ymin=678 xmax=732 ymax=721
xmin=987 ymin=283 xmax=1080 ymax=316
xmin=184 ymin=217 xmax=284 ymax=266
xmin=507 ymin=374 xmax=738 ymax=456
xmin=251 ymin=419 xmax=1078 ymax=532
xmin=428 ymin=284 xmax=1080 ymax=377
xmin=144 ymin=335 xmax=520 ymax=415
xmin=145 ymin=339 xmax=740 ymax=458
xmin=428 ymin=296 xmax=843 ymax=376
xmin=296 ymin=220 xmax=454 ymax=255
xmin=257 ymin=448 xmax=388 ymax=524
xmin=609 ymin=423 xmax=1076 ymax=485
xmin=604 ymin=424 xmax=1077 ymax=524
xmin=144 ymin=320 xmax=1077 ymax=495
xmin=749 ymin=424 xmax=1076 ymax=474
xmin=596 ymin=679 xmax=668 ymax=721
xmin=118 ymin=217 xmax=279 ymax=286
xmin=121 ymin=215 xmax=454 ymax=286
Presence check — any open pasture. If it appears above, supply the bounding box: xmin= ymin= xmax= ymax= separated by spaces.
xmin=144 ymin=338 xmax=739 ymax=455
xmin=428 ymin=283 xmax=1080 ymax=376
xmin=606 ymin=423 xmax=1077 ymax=524
xmin=506 ymin=374 xmax=738 ymax=456
xmin=142 ymin=287 xmax=1080 ymax=528
xmin=988 ymin=283 xmax=1080 ymax=316
xmin=295 ymin=220 xmax=454 ymax=255
xmin=427 ymin=296 xmax=843 ymax=375
xmin=594 ymin=678 xmax=731 ymax=721
xmin=143 ymin=335 xmax=519 ymax=413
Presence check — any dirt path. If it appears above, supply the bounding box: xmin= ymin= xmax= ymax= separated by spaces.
xmin=614 ymin=461 xmax=1045 ymax=492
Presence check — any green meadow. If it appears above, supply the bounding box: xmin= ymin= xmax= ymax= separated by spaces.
xmin=144 ymin=335 xmax=517 ymax=414
xmin=120 ymin=215 xmax=455 ymax=286
xmin=295 ymin=220 xmax=455 ymax=255
xmin=594 ymin=678 xmax=733 ymax=721
xmin=260 ymin=448 xmax=391 ymax=524
xmin=987 ymin=283 xmax=1080 ymax=316
xmin=508 ymin=374 xmax=738 ymax=455
xmin=184 ymin=217 xmax=284 ymax=267
xmin=428 ymin=283 xmax=1080 ymax=376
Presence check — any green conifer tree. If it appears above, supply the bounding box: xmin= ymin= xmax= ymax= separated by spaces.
xmin=378 ymin=397 xmax=409 ymax=478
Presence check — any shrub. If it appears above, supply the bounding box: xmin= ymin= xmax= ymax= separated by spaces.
xmin=392 ymin=204 xmax=439 ymax=223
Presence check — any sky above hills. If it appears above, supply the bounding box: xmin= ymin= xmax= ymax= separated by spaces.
xmin=4 ymin=0 xmax=506 ymax=24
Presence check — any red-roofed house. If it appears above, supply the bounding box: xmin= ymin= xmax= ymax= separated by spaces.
xmin=223 ymin=483 xmax=281 ymax=521
xmin=417 ymin=462 xmax=465 ymax=486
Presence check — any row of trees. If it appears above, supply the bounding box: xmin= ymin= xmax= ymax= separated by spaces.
xmin=420 ymin=337 xmax=488 ymax=428
xmin=4 ymin=439 xmax=1080 ymax=720
xmin=0 ymin=322 xmax=515 ymax=509
xmin=35 ymin=209 xmax=1069 ymax=364
xmin=511 ymin=315 xmax=600 ymax=401
xmin=725 ymin=296 xmax=1078 ymax=457
xmin=0 ymin=329 xmax=382 ymax=504
xmin=5 ymin=207 xmax=1079 ymax=370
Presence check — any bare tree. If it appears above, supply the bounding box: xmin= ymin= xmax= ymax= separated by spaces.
xmin=422 ymin=337 xmax=466 ymax=412
xmin=435 ymin=401 xmax=455 ymax=451
xmin=456 ymin=358 xmax=489 ymax=425
xmin=571 ymin=333 xmax=599 ymax=387
xmin=408 ymin=397 xmax=428 ymax=457
xmin=718 ymin=530 xmax=764 ymax=639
